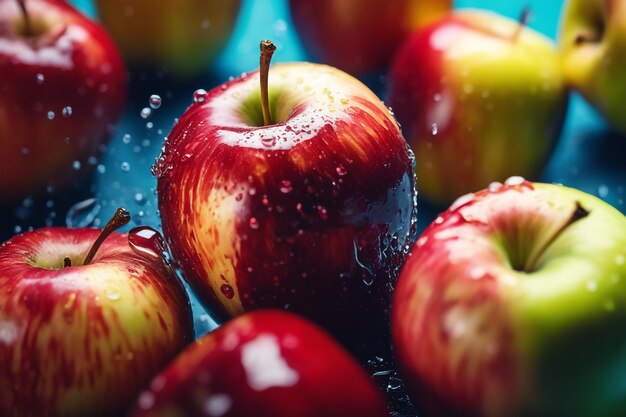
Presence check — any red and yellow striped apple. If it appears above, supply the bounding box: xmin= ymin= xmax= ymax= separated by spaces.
xmin=393 ymin=179 xmax=626 ymax=417
xmin=130 ymin=310 xmax=389 ymax=417
xmin=0 ymin=0 xmax=126 ymax=200
xmin=0 ymin=209 xmax=194 ymax=417
xmin=388 ymin=11 xmax=569 ymax=206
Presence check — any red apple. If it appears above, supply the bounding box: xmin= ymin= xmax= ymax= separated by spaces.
xmin=388 ymin=10 xmax=568 ymax=205
xmin=289 ymin=0 xmax=451 ymax=75
xmin=129 ymin=309 xmax=389 ymax=417
xmin=0 ymin=209 xmax=194 ymax=417
xmin=155 ymin=42 xmax=417 ymax=342
xmin=0 ymin=0 xmax=126 ymax=200
xmin=95 ymin=0 xmax=241 ymax=77
xmin=392 ymin=179 xmax=626 ymax=417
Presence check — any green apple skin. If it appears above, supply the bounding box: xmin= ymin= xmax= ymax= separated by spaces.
xmin=392 ymin=179 xmax=626 ymax=417
xmin=388 ymin=11 xmax=569 ymax=206
xmin=95 ymin=0 xmax=241 ymax=77
xmin=560 ymin=0 xmax=626 ymax=135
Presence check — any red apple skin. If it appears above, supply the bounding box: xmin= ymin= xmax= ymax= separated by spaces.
xmin=388 ymin=12 xmax=568 ymax=206
xmin=289 ymin=0 xmax=451 ymax=75
xmin=0 ymin=0 xmax=126 ymax=200
xmin=129 ymin=309 xmax=389 ymax=417
xmin=0 ymin=227 xmax=194 ymax=417
xmin=156 ymin=63 xmax=417 ymax=342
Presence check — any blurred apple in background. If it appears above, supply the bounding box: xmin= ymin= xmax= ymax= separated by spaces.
xmin=130 ymin=310 xmax=389 ymax=417
xmin=156 ymin=43 xmax=417 ymax=345
xmin=0 ymin=0 xmax=126 ymax=201
xmin=289 ymin=0 xmax=451 ymax=76
xmin=388 ymin=10 xmax=568 ymax=206
xmin=0 ymin=209 xmax=194 ymax=417
xmin=95 ymin=0 xmax=241 ymax=78
xmin=560 ymin=0 xmax=626 ymax=136
xmin=393 ymin=179 xmax=626 ymax=417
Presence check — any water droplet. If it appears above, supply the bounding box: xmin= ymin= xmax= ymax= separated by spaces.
xmin=134 ymin=192 xmax=146 ymax=205
xmin=504 ymin=176 xmax=526 ymax=186
xmin=193 ymin=89 xmax=208 ymax=103
xmin=599 ymin=185 xmax=609 ymax=198
xmin=140 ymin=107 xmax=151 ymax=119
xmin=66 ymin=198 xmax=100 ymax=228
xmin=149 ymin=94 xmax=162 ymax=109
xmin=105 ymin=288 xmax=121 ymax=301
xmin=488 ymin=182 xmax=503 ymax=192
xmin=433 ymin=93 xmax=442 ymax=102
xmin=128 ymin=226 xmax=167 ymax=261
xmin=220 ymin=284 xmax=234 ymax=299
xmin=336 ymin=165 xmax=347 ymax=176
xmin=97 ymin=164 xmax=106 ymax=174
xmin=280 ymin=180 xmax=292 ymax=193
xmin=72 ymin=160 xmax=81 ymax=170
xmin=120 ymin=162 xmax=131 ymax=172
xmin=62 ymin=106 xmax=72 ymax=117
xmin=431 ymin=123 xmax=438 ymax=135
xmin=122 ymin=134 xmax=132 ymax=144
xmin=317 ymin=206 xmax=328 ymax=220
xmin=36 ymin=73 xmax=45 ymax=84
xmin=249 ymin=217 xmax=259 ymax=229
xmin=47 ymin=111 xmax=55 ymax=120
xmin=261 ymin=136 xmax=276 ymax=147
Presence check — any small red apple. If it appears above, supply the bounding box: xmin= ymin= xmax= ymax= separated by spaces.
xmin=129 ymin=310 xmax=389 ymax=417
xmin=0 ymin=0 xmax=126 ymax=200
xmin=0 ymin=209 xmax=194 ymax=417
xmin=156 ymin=41 xmax=417 ymax=342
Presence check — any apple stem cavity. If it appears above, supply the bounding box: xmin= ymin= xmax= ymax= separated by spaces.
xmin=16 ymin=0 xmax=33 ymax=37
xmin=523 ymin=201 xmax=590 ymax=273
xmin=512 ymin=5 xmax=532 ymax=42
xmin=259 ymin=40 xmax=277 ymax=126
xmin=63 ymin=257 xmax=71 ymax=268
xmin=83 ymin=208 xmax=131 ymax=265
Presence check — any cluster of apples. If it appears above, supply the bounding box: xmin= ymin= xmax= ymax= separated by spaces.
xmin=1 ymin=0 xmax=626 ymax=417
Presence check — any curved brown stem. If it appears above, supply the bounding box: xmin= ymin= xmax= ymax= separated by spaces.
xmin=259 ymin=40 xmax=277 ymax=126
xmin=16 ymin=0 xmax=32 ymax=37
xmin=83 ymin=208 xmax=130 ymax=265
xmin=512 ymin=5 xmax=531 ymax=42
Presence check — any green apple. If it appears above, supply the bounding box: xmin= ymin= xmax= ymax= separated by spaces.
xmin=560 ymin=0 xmax=626 ymax=135
xmin=388 ymin=10 xmax=569 ymax=206
xmin=392 ymin=178 xmax=626 ymax=417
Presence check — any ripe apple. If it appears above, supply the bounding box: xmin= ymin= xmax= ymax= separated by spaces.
xmin=289 ymin=0 xmax=451 ymax=75
xmin=560 ymin=0 xmax=626 ymax=135
xmin=0 ymin=0 xmax=127 ymax=201
xmin=95 ymin=0 xmax=241 ymax=77
xmin=156 ymin=41 xmax=417 ymax=343
xmin=0 ymin=209 xmax=194 ymax=417
xmin=388 ymin=10 xmax=569 ymax=206
xmin=129 ymin=309 xmax=389 ymax=417
xmin=392 ymin=178 xmax=626 ymax=417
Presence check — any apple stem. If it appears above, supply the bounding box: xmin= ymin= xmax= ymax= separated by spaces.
xmin=574 ymin=33 xmax=600 ymax=45
xmin=523 ymin=201 xmax=589 ymax=273
xmin=259 ymin=40 xmax=277 ymax=126
xmin=63 ymin=257 xmax=71 ymax=268
xmin=16 ymin=0 xmax=33 ymax=37
xmin=83 ymin=208 xmax=130 ymax=265
xmin=511 ymin=5 xmax=531 ymax=42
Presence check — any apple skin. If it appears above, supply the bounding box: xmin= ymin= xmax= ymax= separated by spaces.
xmin=289 ymin=0 xmax=451 ymax=75
xmin=129 ymin=309 xmax=389 ymax=417
xmin=392 ymin=179 xmax=626 ymax=417
xmin=0 ymin=0 xmax=127 ymax=201
xmin=388 ymin=11 xmax=569 ymax=206
xmin=0 ymin=226 xmax=194 ymax=417
xmin=560 ymin=0 xmax=626 ymax=135
xmin=95 ymin=0 xmax=241 ymax=77
xmin=156 ymin=62 xmax=417 ymax=342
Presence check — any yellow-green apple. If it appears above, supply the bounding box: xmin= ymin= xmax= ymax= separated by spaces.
xmin=129 ymin=309 xmax=389 ymax=417
xmin=156 ymin=41 xmax=417 ymax=343
xmin=388 ymin=10 xmax=569 ymax=206
xmin=0 ymin=208 xmax=194 ymax=417
xmin=392 ymin=178 xmax=626 ymax=417
xmin=560 ymin=0 xmax=626 ymax=135
xmin=289 ymin=0 xmax=451 ymax=75
xmin=95 ymin=0 xmax=241 ymax=77
xmin=0 ymin=0 xmax=127 ymax=201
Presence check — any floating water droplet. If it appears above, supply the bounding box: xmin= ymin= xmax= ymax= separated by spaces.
xmin=120 ymin=162 xmax=131 ymax=172
xmin=431 ymin=123 xmax=438 ymax=135
xmin=249 ymin=217 xmax=259 ymax=229
xmin=599 ymin=185 xmax=609 ymax=198
xmin=47 ymin=111 xmax=55 ymax=120
xmin=62 ymin=106 xmax=72 ymax=117
xmin=140 ymin=107 xmax=151 ymax=119
xmin=128 ymin=226 xmax=167 ymax=261
xmin=336 ymin=165 xmax=347 ymax=176
xmin=72 ymin=160 xmax=81 ymax=170
xmin=66 ymin=198 xmax=100 ymax=228
xmin=280 ymin=180 xmax=293 ymax=193
xmin=193 ymin=89 xmax=208 ymax=103
xmin=220 ymin=284 xmax=234 ymax=299
xmin=149 ymin=94 xmax=162 ymax=109
xmin=36 ymin=73 xmax=45 ymax=84
xmin=97 ymin=164 xmax=106 ymax=174
xmin=122 ymin=134 xmax=132 ymax=144
xmin=317 ymin=206 xmax=328 ymax=220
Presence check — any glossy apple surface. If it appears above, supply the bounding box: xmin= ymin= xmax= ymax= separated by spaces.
xmin=393 ymin=179 xmax=626 ymax=417
xmin=560 ymin=0 xmax=626 ymax=135
xmin=289 ymin=0 xmax=451 ymax=75
xmin=388 ymin=11 xmax=568 ymax=206
xmin=130 ymin=309 xmax=389 ymax=417
xmin=156 ymin=62 xmax=417 ymax=341
xmin=0 ymin=0 xmax=126 ymax=200
xmin=0 ymin=226 xmax=194 ymax=417
xmin=95 ymin=0 xmax=241 ymax=77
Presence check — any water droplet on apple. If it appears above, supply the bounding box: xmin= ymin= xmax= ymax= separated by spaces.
xmin=47 ymin=111 xmax=55 ymax=120
xmin=193 ymin=89 xmax=208 ymax=103
xmin=261 ymin=136 xmax=276 ymax=147
xmin=431 ymin=123 xmax=438 ymax=135
xmin=280 ymin=180 xmax=293 ymax=193
xmin=128 ymin=226 xmax=167 ymax=262
xmin=336 ymin=165 xmax=347 ymax=176
xmin=249 ymin=217 xmax=259 ymax=229
xmin=140 ymin=107 xmax=151 ymax=119
xmin=105 ymin=288 xmax=121 ymax=301
xmin=62 ymin=106 xmax=72 ymax=117
xmin=36 ymin=73 xmax=45 ymax=84
xmin=488 ymin=182 xmax=503 ymax=192
xmin=149 ymin=94 xmax=162 ymax=109
xmin=220 ymin=284 xmax=234 ymax=299
xmin=504 ymin=176 xmax=526 ymax=186
xmin=66 ymin=198 xmax=100 ymax=228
